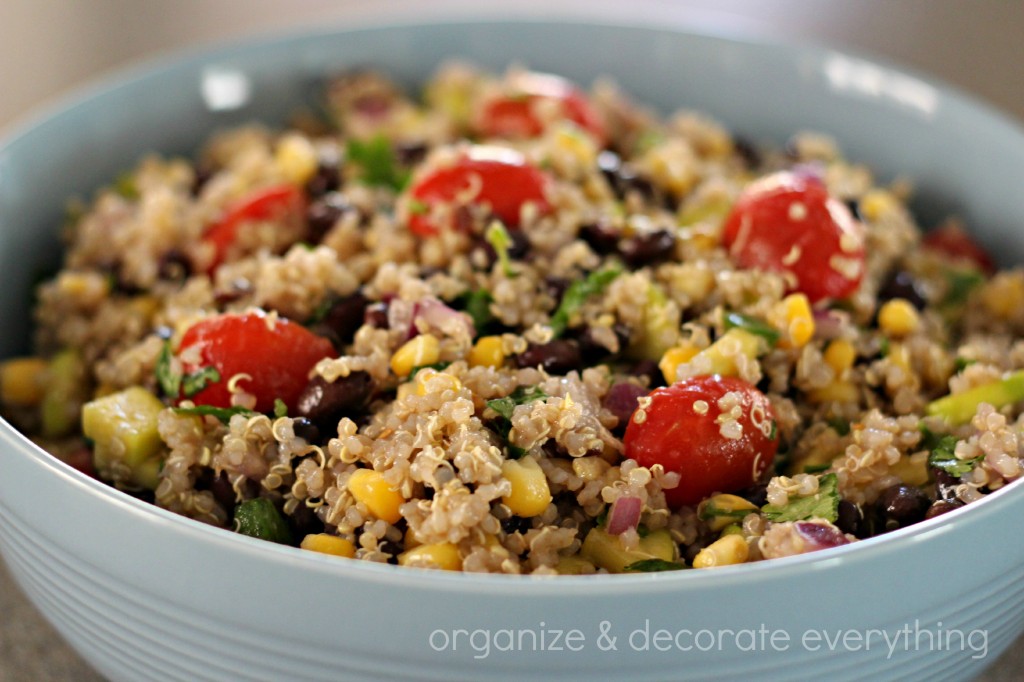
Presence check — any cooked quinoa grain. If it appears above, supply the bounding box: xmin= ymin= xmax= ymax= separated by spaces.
xmin=5 ymin=63 xmax=1023 ymax=574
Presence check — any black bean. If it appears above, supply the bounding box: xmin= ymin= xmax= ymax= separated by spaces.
xmin=934 ymin=469 xmax=960 ymax=503
xmin=191 ymin=164 xmax=214 ymax=196
xmin=603 ymin=382 xmax=648 ymax=436
xmin=579 ymin=221 xmax=621 ymax=255
xmin=306 ymin=192 xmax=355 ymax=242
xmin=320 ymin=292 xmax=368 ymax=346
xmin=157 ymin=249 xmax=192 ymax=281
xmin=513 ymin=340 xmax=583 ymax=375
xmin=287 ymin=502 xmax=325 ymax=541
xmin=683 ymin=540 xmax=708 ymax=565
xmin=306 ymin=162 xmax=341 ymax=198
xmin=500 ymin=515 xmax=532 ymax=535
xmin=733 ymin=136 xmax=762 ymax=170
xmin=544 ymin=276 xmax=571 ymax=305
xmin=844 ymin=199 xmax=862 ymax=221
xmin=924 ymin=499 xmax=964 ymax=520
xmin=378 ymin=539 xmax=404 ymax=564
xmin=364 ymin=302 xmax=389 ymax=329
xmin=575 ymin=323 xmax=631 ymax=363
xmin=620 ymin=229 xmax=675 ymax=268
xmin=295 ymin=371 xmax=374 ymax=431
xmin=878 ymin=270 xmax=927 ymax=310
xmin=738 ymin=484 xmax=769 ymax=508
xmin=291 ymin=417 xmax=321 ymax=444
xmin=628 ymin=359 xmax=664 ymax=388
xmin=835 ymin=500 xmax=863 ymax=536
xmin=394 ymin=140 xmax=428 ymax=166
xmin=207 ymin=471 xmax=237 ymax=511
xmin=875 ymin=484 xmax=931 ymax=530
xmin=597 ymin=150 xmax=655 ymax=200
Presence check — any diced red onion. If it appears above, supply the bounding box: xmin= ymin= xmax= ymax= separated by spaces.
xmin=812 ymin=308 xmax=849 ymax=341
xmin=387 ymin=298 xmax=417 ymax=339
xmin=603 ymin=382 xmax=648 ymax=431
xmin=606 ymin=496 xmax=643 ymax=535
xmin=795 ymin=521 xmax=850 ymax=551
xmin=791 ymin=161 xmax=826 ymax=182
xmin=416 ymin=297 xmax=476 ymax=339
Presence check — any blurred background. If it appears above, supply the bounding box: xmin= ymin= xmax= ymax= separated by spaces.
xmin=0 ymin=1 xmax=1021 ymax=680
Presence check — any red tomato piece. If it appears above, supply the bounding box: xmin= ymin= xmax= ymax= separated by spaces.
xmin=477 ymin=71 xmax=606 ymax=144
xmin=404 ymin=147 xmax=551 ymax=237
xmin=202 ymin=184 xmax=305 ymax=272
xmin=922 ymin=222 xmax=995 ymax=275
xmin=624 ymin=375 xmax=778 ymax=508
xmin=177 ymin=311 xmax=336 ymax=413
xmin=721 ymin=171 xmax=865 ymax=303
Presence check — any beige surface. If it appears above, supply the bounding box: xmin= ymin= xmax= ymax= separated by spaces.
xmin=1 ymin=1 xmax=1022 ymax=680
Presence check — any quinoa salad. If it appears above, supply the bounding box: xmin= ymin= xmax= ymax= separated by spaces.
xmin=2 ymin=63 xmax=1022 ymax=575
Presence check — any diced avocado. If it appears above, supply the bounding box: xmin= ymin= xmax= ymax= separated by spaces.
xmin=627 ymin=284 xmax=681 ymax=361
xmin=234 ymin=498 xmax=293 ymax=545
xmin=926 ymin=370 xmax=1024 ymax=426
xmin=41 ymin=349 xmax=87 ymax=438
xmin=82 ymin=386 xmax=166 ymax=490
xmin=580 ymin=527 xmax=678 ymax=574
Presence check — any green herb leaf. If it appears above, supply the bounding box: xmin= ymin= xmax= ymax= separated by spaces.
xmin=345 ymin=135 xmax=410 ymax=191
xmin=802 ymin=463 xmax=832 ymax=474
xmin=113 ymin=172 xmax=139 ymax=200
xmin=953 ymin=357 xmax=977 ymax=373
xmin=943 ymin=268 xmax=985 ymax=308
xmin=173 ymin=405 xmax=257 ymax=423
xmin=723 ymin=311 xmax=781 ymax=347
xmin=549 ymin=265 xmax=623 ymax=338
xmin=408 ymin=361 xmax=452 ymax=381
xmin=762 ymin=473 xmax=840 ymax=523
xmin=486 ymin=385 xmax=548 ymax=458
xmin=826 ymin=417 xmax=850 ymax=436
xmin=698 ymin=499 xmax=752 ymax=524
xmin=407 ymin=198 xmax=430 ymax=216
xmin=182 ymin=367 xmax=221 ymax=398
xmin=273 ymin=398 xmax=288 ymax=418
xmin=156 ymin=340 xmax=181 ymax=397
xmin=485 ymin=221 xmax=516 ymax=277
xmin=306 ymin=295 xmax=337 ymax=326
xmin=927 ymin=433 xmax=981 ymax=477
xmin=233 ymin=498 xmax=292 ymax=545
xmin=459 ymin=289 xmax=494 ymax=333
xmin=623 ymin=559 xmax=686 ymax=572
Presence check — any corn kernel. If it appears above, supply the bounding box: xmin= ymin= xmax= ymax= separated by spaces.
xmin=415 ymin=368 xmax=462 ymax=396
xmin=697 ymin=493 xmax=758 ymax=532
xmin=779 ymin=293 xmax=814 ymax=348
xmin=0 ymin=357 xmax=49 ymax=407
xmin=555 ymin=556 xmax=596 ymax=575
xmin=347 ymin=469 xmax=404 ymax=524
xmin=878 ymin=299 xmax=921 ymax=337
xmin=887 ymin=342 xmax=912 ymax=374
xmin=468 ymin=335 xmax=505 ymax=368
xmin=823 ymin=339 xmax=857 ymax=378
xmin=554 ymin=125 xmax=598 ymax=166
xmin=501 ymin=455 xmax=552 ymax=518
xmin=692 ymin=534 xmax=749 ymax=568
xmin=807 ymin=380 xmax=860 ymax=405
xmin=390 ymin=334 xmax=440 ymax=377
xmin=275 ymin=133 xmax=319 ymax=186
xmin=398 ymin=542 xmax=462 ymax=571
xmin=981 ymin=272 xmax=1024 ymax=320
xmin=658 ymin=344 xmax=700 ymax=384
xmin=300 ymin=533 xmax=356 ymax=558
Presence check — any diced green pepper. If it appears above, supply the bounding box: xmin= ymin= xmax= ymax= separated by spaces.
xmin=926 ymin=370 xmax=1024 ymax=425
xmin=234 ymin=498 xmax=292 ymax=545
xmin=41 ymin=349 xmax=87 ymax=439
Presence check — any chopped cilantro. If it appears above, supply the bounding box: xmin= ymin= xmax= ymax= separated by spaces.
xmin=953 ymin=357 xmax=977 ymax=373
xmin=942 ymin=268 xmax=985 ymax=307
xmin=155 ymin=340 xmax=181 ymax=397
xmin=623 ymin=558 xmax=686 ymax=572
xmin=113 ymin=172 xmax=139 ymax=200
xmin=345 ymin=135 xmax=410 ymax=191
xmin=407 ymin=198 xmax=430 ymax=216
xmin=306 ymin=295 xmax=337 ymax=325
xmin=458 ymin=289 xmax=494 ymax=333
xmin=926 ymin=433 xmax=981 ymax=477
xmin=802 ymin=463 xmax=832 ymax=474
xmin=182 ymin=367 xmax=221 ymax=398
xmin=173 ymin=405 xmax=257 ymax=423
xmin=549 ymin=265 xmax=623 ymax=338
xmin=723 ymin=311 xmax=781 ymax=347
xmin=826 ymin=417 xmax=850 ymax=436
xmin=485 ymin=221 xmax=516 ymax=277
xmin=879 ymin=337 xmax=891 ymax=357
xmin=762 ymin=473 xmax=840 ymax=523
xmin=486 ymin=385 xmax=548 ymax=458
xmin=273 ymin=398 xmax=288 ymax=418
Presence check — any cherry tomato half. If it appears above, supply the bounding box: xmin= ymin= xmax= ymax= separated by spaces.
xmin=202 ymin=184 xmax=305 ymax=273
xmin=624 ymin=375 xmax=778 ymax=508
xmin=922 ymin=222 xmax=995 ymax=275
xmin=404 ymin=146 xmax=551 ymax=237
xmin=721 ymin=171 xmax=865 ymax=303
xmin=476 ymin=71 xmax=606 ymax=144
xmin=178 ymin=311 xmax=336 ymax=413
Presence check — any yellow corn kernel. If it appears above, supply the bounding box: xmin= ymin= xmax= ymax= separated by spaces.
xmin=890 ymin=451 xmax=930 ymax=487
xmin=274 ymin=133 xmax=319 ymax=186
xmin=980 ymin=272 xmax=1024 ymax=320
xmin=398 ymin=542 xmax=462 ymax=571
xmin=878 ymin=298 xmax=921 ymax=337
xmin=859 ymin=189 xmax=897 ymax=222
xmin=390 ymin=334 xmax=440 ymax=377
xmin=697 ymin=493 xmax=758 ymax=532
xmin=415 ymin=368 xmax=462 ymax=396
xmin=501 ymin=455 xmax=552 ymax=518
xmin=807 ymin=380 xmax=860 ymax=405
xmin=0 ymin=357 xmax=49 ymax=407
xmin=887 ymin=342 xmax=912 ymax=374
xmin=692 ymin=534 xmax=749 ymax=568
xmin=555 ymin=556 xmax=596 ymax=575
xmin=300 ymin=533 xmax=356 ymax=558
xmin=468 ymin=335 xmax=505 ymax=368
xmin=658 ymin=344 xmax=700 ymax=384
xmin=347 ymin=469 xmax=404 ymax=524
xmin=554 ymin=124 xmax=598 ymax=166
xmin=779 ymin=293 xmax=814 ymax=348
xmin=823 ymin=339 xmax=857 ymax=378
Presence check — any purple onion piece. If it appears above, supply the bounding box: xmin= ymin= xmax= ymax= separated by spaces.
xmin=416 ymin=297 xmax=476 ymax=339
xmin=795 ymin=521 xmax=851 ymax=551
xmin=812 ymin=308 xmax=849 ymax=341
xmin=606 ymin=496 xmax=643 ymax=535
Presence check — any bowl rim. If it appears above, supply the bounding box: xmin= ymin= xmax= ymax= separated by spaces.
xmin=2 ymin=15 xmax=1023 ymax=594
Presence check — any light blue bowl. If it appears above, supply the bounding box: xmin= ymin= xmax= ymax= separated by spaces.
xmin=1 ymin=19 xmax=1022 ymax=682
